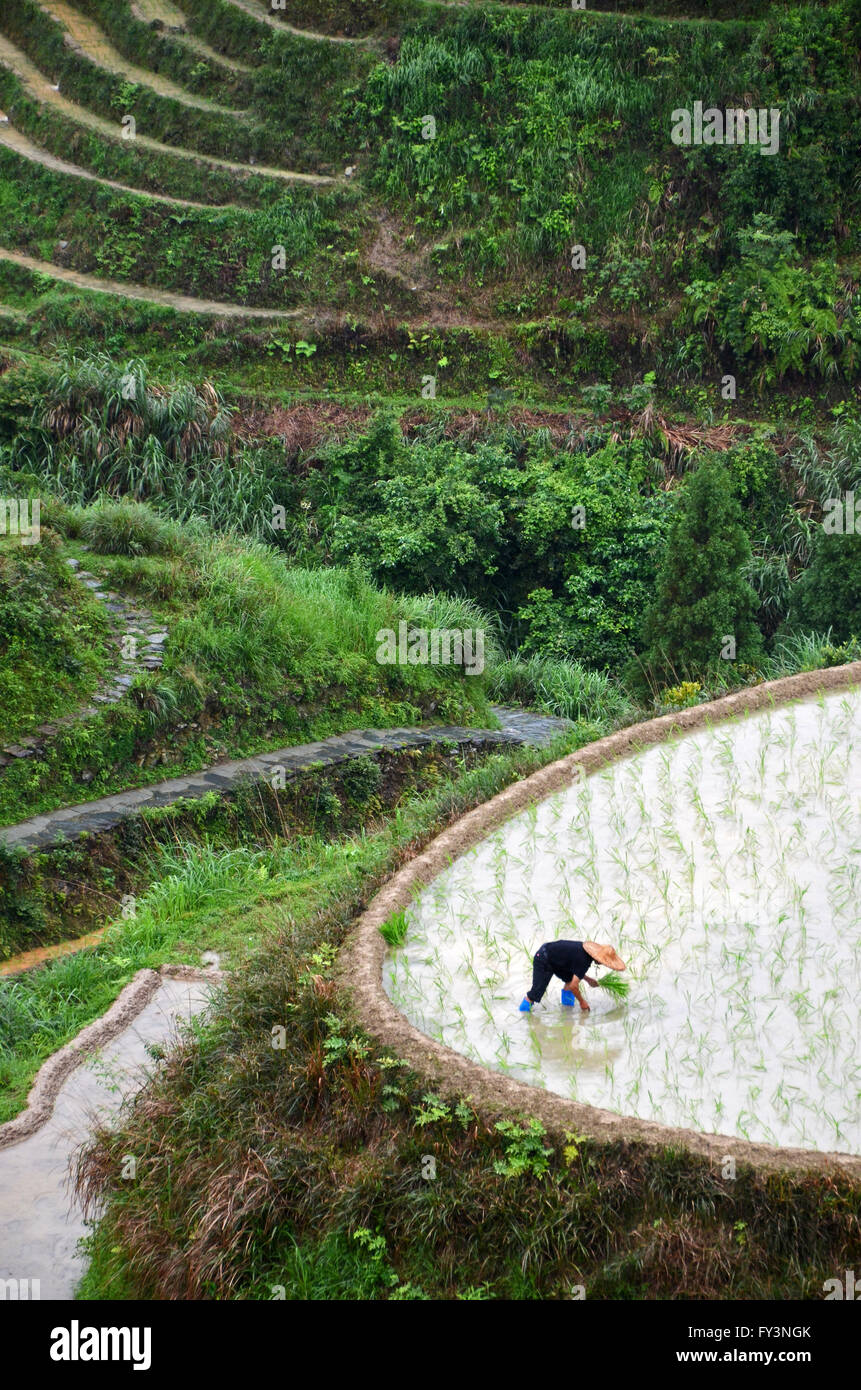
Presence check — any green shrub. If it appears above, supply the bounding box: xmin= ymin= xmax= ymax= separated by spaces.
xmin=787 ymin=534 xmax=861 ymax=644
xmin=81 ymin=500 xmax=170 ymax=557
xmin=685 ymin=216 xmax=860 ymax=385
xmin=633 ymin=456 xmax=763 ymax=688
xmin=0 ymin=527 xmax=110 ymax=739
xmin=302 ymin=417 xmax=671 ymax=668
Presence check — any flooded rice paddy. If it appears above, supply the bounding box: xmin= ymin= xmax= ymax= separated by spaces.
xmin=385 ymin=691 xmax=861 ymax=1154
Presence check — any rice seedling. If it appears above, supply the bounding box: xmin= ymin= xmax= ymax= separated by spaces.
xmin=379 ymin=910 xmax=409 ymax=948
xmin=595 ymin=974 xmax=630 ymax=1002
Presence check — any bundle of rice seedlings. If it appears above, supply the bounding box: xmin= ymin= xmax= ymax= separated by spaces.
xmin=379 ymin=910 xmax=409 ymax=947
xmin=596 ymin=973 xmax=630 ymax=1000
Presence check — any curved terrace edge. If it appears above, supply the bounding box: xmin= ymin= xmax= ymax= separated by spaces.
xmin=338 ymin=662 xmax=861 ymax=1180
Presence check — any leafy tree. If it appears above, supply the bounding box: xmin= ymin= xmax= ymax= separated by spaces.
xmin=514 ymin=437 xmax=671 ymax=668
xmin=633 ymin=455 xmax=763 ymax=687
xmin=306 ymin=415 xmax=509 ymax=599
xmin=305 ymin=422 xmax=671 ymax=668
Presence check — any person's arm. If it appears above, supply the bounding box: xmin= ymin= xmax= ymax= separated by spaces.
xmin=584 ymin=975 xmax=598 ymax=988
xmin=564 ymin=976 xmax=590 ymax=1012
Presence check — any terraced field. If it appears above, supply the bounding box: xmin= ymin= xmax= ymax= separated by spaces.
xmin=0 ymin=247 xmax=307 ymax=317
xmin=38 ymin=0 xmax=246 ymax=114
xmin=0 ymin=31 xmax=330 ymax=186
xmin=0 ymin=1 xmax=359 ymax=322
xmin=0 ymin=121 xmax=237 ymax=208
xmin=0 ymin=0 xmax=855 ymax=382
xmin=131 ymin=0 xmax=255 ymax=70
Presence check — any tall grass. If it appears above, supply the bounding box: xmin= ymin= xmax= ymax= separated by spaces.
xmin=0 ymin=841 xmax=263 ymax=1120
xmin=762 ymin=630 xmax=861 ymax=678
xmin=487 ymin=653 xmax=636 ymax=726
xmin=357 ymin=13 xmax=755 ymax=266
xmin=3 ymin=357 xmax=304 ymax=540
xmin=166 ymin=548 xmax=494 ymax=714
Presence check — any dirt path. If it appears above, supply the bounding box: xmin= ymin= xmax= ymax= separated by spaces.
xmin=40 ymin=0 xmax=247 ymax=117
xmin=0 ymin=246 xmax=305 ymax=318
xmin=131 ymin=0 xmax=255 ymax=72
xmin=132 ymin=0 xmax=188 ymax=24
xmin=0 ymin=34 xmax=334 ymax=184
xmin=223 ymin=0 xmax=371 ymax=45
xmin=0 ymin=928 xmax=108 ymax=978
xmin=0 ymin=122 xmax=239 ymax=209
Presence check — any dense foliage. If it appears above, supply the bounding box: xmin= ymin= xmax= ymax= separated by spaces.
xmin=635 ymin=456 xmax=763 ymax=685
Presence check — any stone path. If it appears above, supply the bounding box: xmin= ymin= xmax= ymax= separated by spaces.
xmin=0 ymin=706 xmax=573 ymax=851
xmin=0 ymin=557 xmax=168 ymax=771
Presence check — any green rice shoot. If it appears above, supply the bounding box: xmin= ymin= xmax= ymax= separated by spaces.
xmin=596 ymin=973 xmax=630 ymax=1001
xmin=379 ymin=910 xmax=409 ymax=948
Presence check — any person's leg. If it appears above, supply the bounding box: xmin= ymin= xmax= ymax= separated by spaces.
xmin=527 ymin=954 xmax=554 ymax=1005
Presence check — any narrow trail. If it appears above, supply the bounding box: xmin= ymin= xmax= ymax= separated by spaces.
xmin=39 ymin=0 xmax=248 ymax=117
xmin=0 ymin=556 xmax=170 ymax=772
xmin=222 ymin=0 xmax=371 ymax=45
xmin=0 ymin=240 xmax=518 ymax=330
xmin=0 ymin=34 xmax=334 ymax=185
xmin=0 ymin=928 xmax=108 ymax=978
xmin=132 ymin=0 xmax=192 ymax=24
xmin=130 ymin=0 xmax=255 ymax=73
xmin=0 ymin=247 xmax=305 ymax=318
xmin=0 ymin=706 xmax=572 ymax=858
xmin=0 ymin=122 xmax=240 ymax=210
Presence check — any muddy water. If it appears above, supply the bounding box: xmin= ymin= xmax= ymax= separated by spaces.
xmin=0 ymin=976 xmax=212 ymax=1299
xmin=386 ymin=690 xmax=861 ymax=1155
xmin=0 ymin=929 xmax=108 ymax=978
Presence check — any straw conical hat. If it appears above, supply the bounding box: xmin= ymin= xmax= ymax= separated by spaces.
xmin=584 ymin=942 xmax=626 ymax=971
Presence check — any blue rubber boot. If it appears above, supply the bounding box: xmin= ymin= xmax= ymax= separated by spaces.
xmin=519 ymin=997 xmax=533 ymax=1012
xmin=561 ymin=989 xmax=576 ymax=1007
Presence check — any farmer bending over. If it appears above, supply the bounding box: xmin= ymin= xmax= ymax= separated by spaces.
xmin=519 ymin=940 xmax=626 ymax=1013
